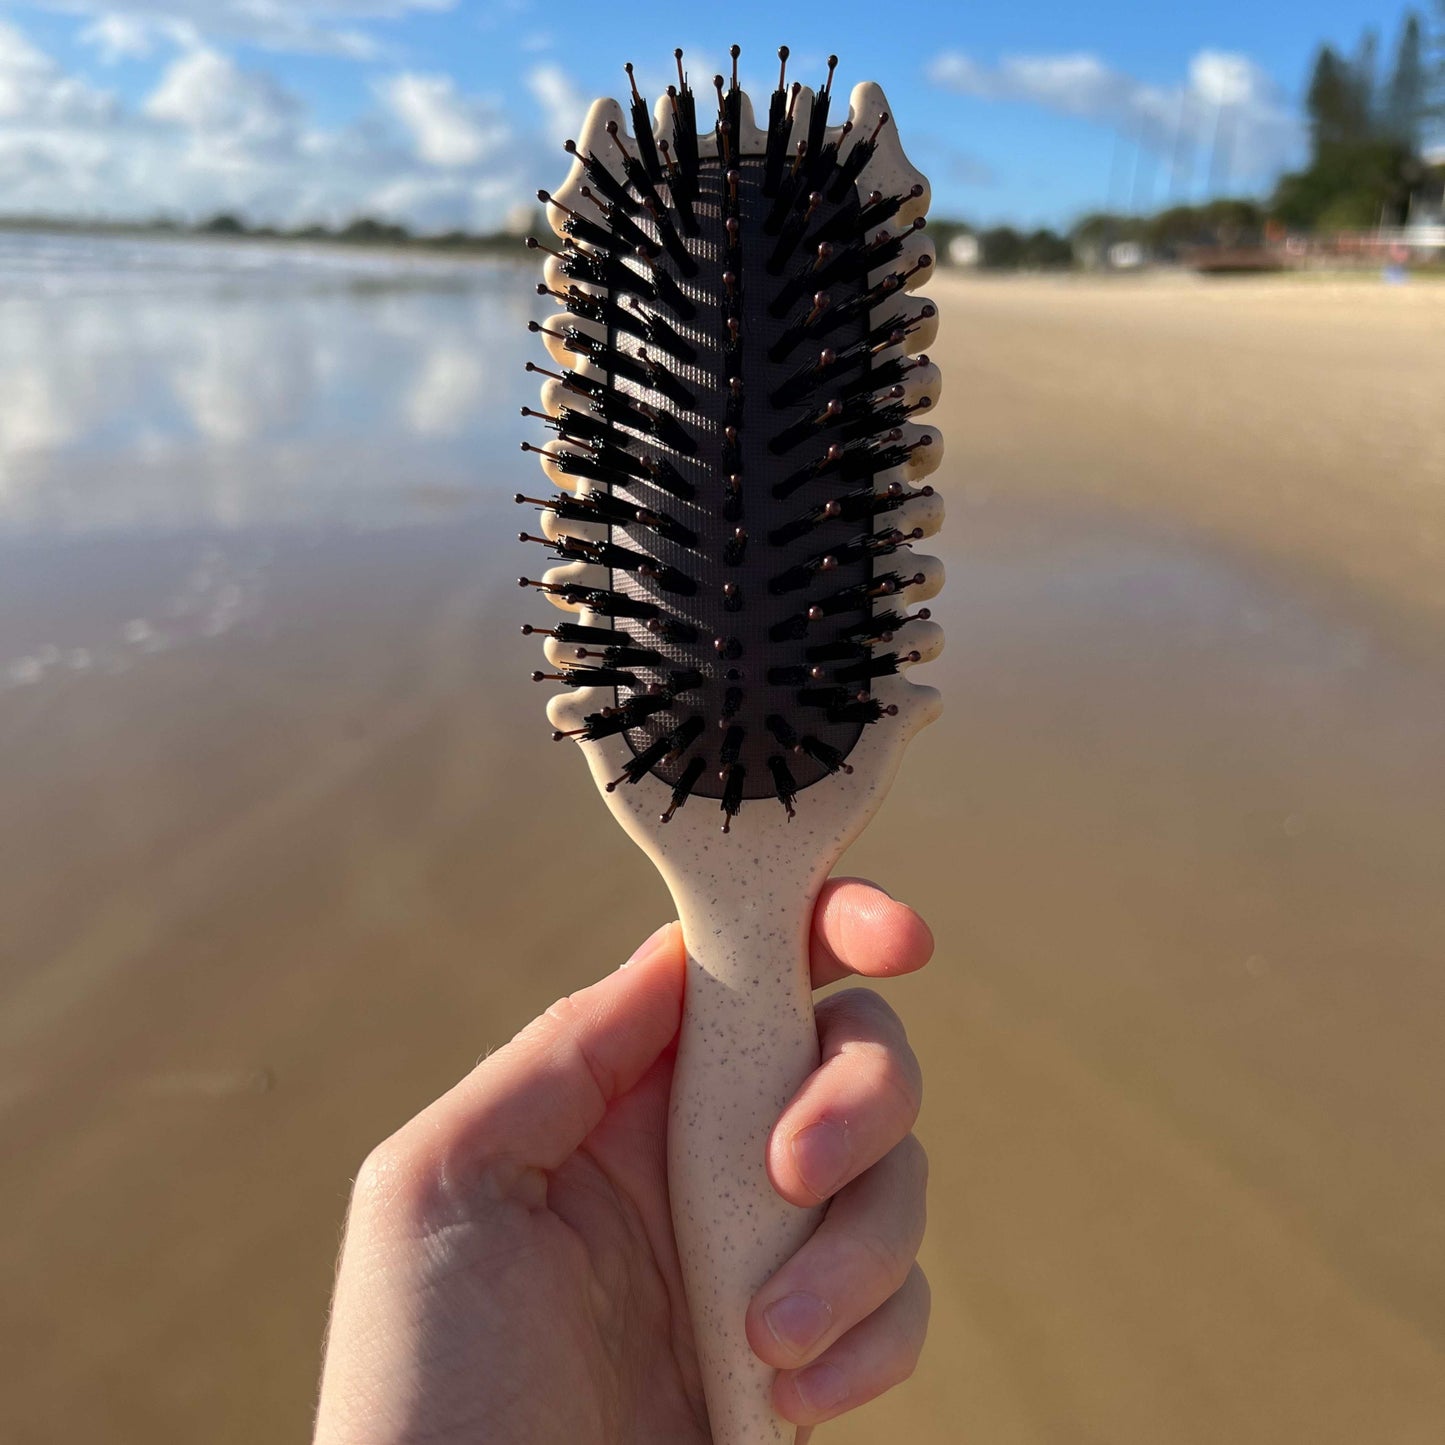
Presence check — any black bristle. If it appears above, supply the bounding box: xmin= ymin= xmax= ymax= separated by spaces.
xmin=667 ymin=93 xmax=698 ymax=193
xmin=769 ymin=612 xmax=811 ymax=643
xmin=667 ymin=715 xmax=706 ymax=758
xmin=557 ymin=212 xmax=618 ymax=251
xmin=805 ymin=55 xmax=837 ymax=165
xmin=768 ymin=193 xmax=822 ymax=273
xmin=857 ymin=184 xmax=924 ymax=234
xmin=768 ymin=755 xmax=799 ymax=817
xmin=625 ymin=64 xmax=664 ymax=183
xmin=825 ymin=697 xmax=895 ymax=725
xmin=521 ymin=620 xmax=631 ymax=648
xmin=656 ymin=135 xmax=698 ymax=226
xmin=766 ymin=713 xmax=801 ymax=750
xmin=519 ymin=579 xmax=662 ymax=620
xmin=662 ymin=754 xmax=707 ymax=821
xmin=797 ymin=685 xmax=853 ymax=711
xmin=720 ymin=726 xmax=746 ymax=766
xmin=646 ymin=261 xmax=696 ymax=319
xmin=833 ymin=650 xmax=916 ymax=683
xmin=637 ymin=350 xmax=697 ymax=408
xmin=800 ymin=735 xmax=853 ymax=774
xmin=804 ymin=637 xmax=867 ymax=662
xmin=763 ymin=47 xmax=792 ymax=195
xmin=608 ymin=731 xmax=673 ymax=791
xmin=560 ymin=692 xmax=675 ymax=742
xmin=580 ymin=190 xmax=656 ymax=255
xmin=768 ymin=665 xmax=814 ymax=685
xmin=828 ymin=111 xmax=887 ymax=200
xmin=645 ymin=198 xmax=697 ymax=274
xmin=632 ymin=302 xmax=698 ymax=363
xmin=647 ymin=616 xmax=700 ymax=645
xmin=768 ymin=292 xmax=831 ymax=363
xmin=526 ymin=52 xmax=935 ymax=827
xmin=768 ymin=397 xmax=843 ymax=456
xmin=720 ymin=764 xmax=746 ymax=832
xmin=535 ymin=665 xmax=639 ymax=689
xmin=563 ymin=139 xmax=638 ymax=213
xmin=640 ymin=454 xmax=694 ymax=499
xmin=584 ymin=641 xmax=666 ymax=667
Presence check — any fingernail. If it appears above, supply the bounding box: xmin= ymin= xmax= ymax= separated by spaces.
xmin=763 ymin=1291 xmax=832 ymax=1357
xmin=793 ymin=1361 xmax=848 ymax=1413
xmin=791 ymin=1121 xmax=850 ymax=1198
xmin=621 ymin=922 xmax=674 ymax=969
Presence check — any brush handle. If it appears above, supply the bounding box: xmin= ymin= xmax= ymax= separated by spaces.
xmin=668 ymin=866 xmax=827 ymax=1445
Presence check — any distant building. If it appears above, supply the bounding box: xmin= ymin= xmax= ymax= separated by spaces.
xmin=1402 ymin=147 xmax=1445 ymax=257
xmin=947 ymin=233 xmax=980 ymax=268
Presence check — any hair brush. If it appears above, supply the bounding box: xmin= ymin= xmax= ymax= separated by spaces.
xmin=520 ymin=45 xmax=944 ymax=1444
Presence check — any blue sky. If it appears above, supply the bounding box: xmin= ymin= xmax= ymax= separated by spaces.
xmin=0 ymin=0 xmax=1429 ymax=229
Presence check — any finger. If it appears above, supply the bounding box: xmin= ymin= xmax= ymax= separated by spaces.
xmin=749 ymin=1134 xmax=928 ymax=1369
xmin=772 ymin=1265 xmax=932 ymax=1427
xmin=421 ymin=923 xmax=685 ymax=1175
xmin=768 ymin=989 xmax=923 ymax=1207
xmin=810 ymin=878 xmax=934 ymax=987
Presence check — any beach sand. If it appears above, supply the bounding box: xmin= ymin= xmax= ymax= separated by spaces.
xmin=2 ymin=271 xmax=1443 ymax=1443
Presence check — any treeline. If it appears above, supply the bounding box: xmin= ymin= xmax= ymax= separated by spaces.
xmin=929 ymin=201 xmax=1270 ymax=272
xmin=194 ymin=213 xmax=526 ymax=253
xmin=936 ymin=5 xmax=1444 ymax=270
xmin=1272 ymin=7 xmax=1440 ymax=229
xmin=0 ymin=210 xmax=535 ymax=254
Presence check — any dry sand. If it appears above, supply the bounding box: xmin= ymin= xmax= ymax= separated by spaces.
xmin=2 ymin=273 xmax=1443 ymax=1443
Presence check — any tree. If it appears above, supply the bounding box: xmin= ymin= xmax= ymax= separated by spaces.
xmin=1431 ymin=1 xmax=1445 ymax=124
xmin=978 ymin=227 xmax=1024 ymax=269
xmin=1351 ymin=28 xmax=1380 ymax=133
xmin=1307 ymin=47 xmax=1360 ymax=154
xmin=1020 ymin=229 xmax=1073 ymax=268
xmin=1383 ymin=12 xmax=1428 ymax=146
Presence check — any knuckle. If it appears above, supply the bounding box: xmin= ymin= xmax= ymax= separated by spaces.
xmin=854 ymin=1222 xmax=913 ymax=1291
xmin=542 ymin=992 xmax=616 ymax=1102
xmin=825 ymin=985 xmax=903 ymax=1038
xmin=872 ymin=1043 xmax=924 ymax=1125
xmin=898 ymin=1131 xmax=930 ymax=1192
xmin=350 ymin=1117 xmax=458 ymax=1225
xmin=889 ymin=1135 xmax=930 ymax=1247
xmin=886 ymin=1270 xmax=932 ymax=1389
xmin=352 ymin=1131 xmax=428 ymax=1215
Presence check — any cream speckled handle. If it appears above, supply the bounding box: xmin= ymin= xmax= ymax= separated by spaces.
xmin=667 ymin=865 xmax=827 ymax=1445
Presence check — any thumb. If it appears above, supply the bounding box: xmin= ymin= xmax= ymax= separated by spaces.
xmin=426 ymin=923 xmax=685 ymax=1172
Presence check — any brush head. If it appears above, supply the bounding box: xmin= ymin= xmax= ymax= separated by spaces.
xmin=523 ymin=50 xmax=943 ymax=835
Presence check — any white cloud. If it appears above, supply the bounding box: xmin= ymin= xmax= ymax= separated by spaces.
xmin=145 ymin=47 xmax=301 ymax=158
xmin=20 ymin=1 xmax=459 ymax=59
xmin=526 ymin=62 xmax=586 ymax=141
xmin=1188 ymin=51 xmax=1259 ymax=110
xmin=0 ymin=17 xmax=527 ymax=230
xmin=79 ymin=15 xmax=158 ymax=63
xmin=0 ymin=18 xmax=116 ymax=123
xmin=926 ymin=47 xmax=1303 ymax=183
xmin=379 ymin=72 xmax=507 ymax=167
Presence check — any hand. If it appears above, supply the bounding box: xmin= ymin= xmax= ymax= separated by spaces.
xmin=314 ymin=879 xmax=934 ymax=1445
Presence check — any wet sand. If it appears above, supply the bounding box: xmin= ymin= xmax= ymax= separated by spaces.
xmin=3 ymin=270 xmax=1444 ymax=1443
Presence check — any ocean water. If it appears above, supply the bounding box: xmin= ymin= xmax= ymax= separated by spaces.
xmin=0 ymin=232 xmax=534 ymax=536
xmin=5 ymin=243 xmax=1445 ymax=1445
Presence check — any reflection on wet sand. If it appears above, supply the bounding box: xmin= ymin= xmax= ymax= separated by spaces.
xmin=1 ymin=248 xmax=1443 ymax=1443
